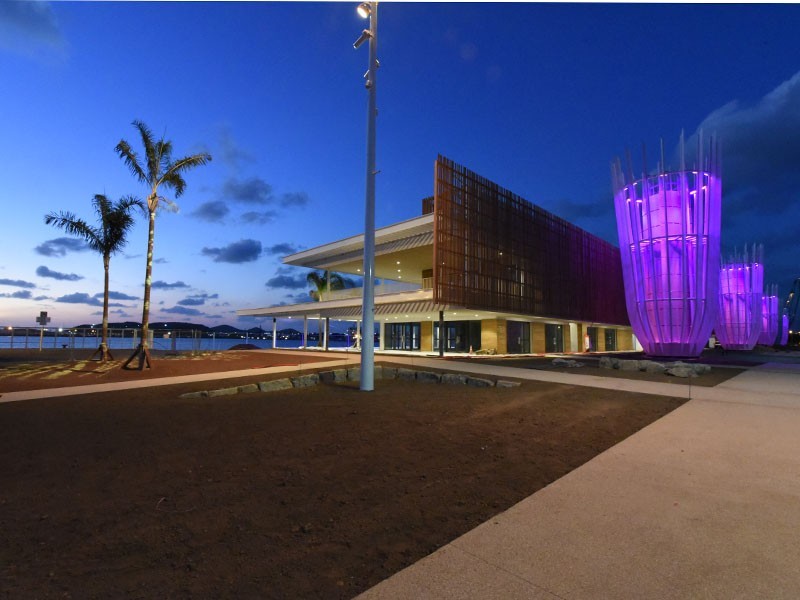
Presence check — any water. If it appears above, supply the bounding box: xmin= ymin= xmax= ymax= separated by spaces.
xmin=0 ymin=333 xmax=365 ymax=352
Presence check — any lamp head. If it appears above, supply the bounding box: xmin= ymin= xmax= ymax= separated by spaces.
xmin=353 ymin=28 xmax=372 ymax=49
xmin=357 ymin=2 xmax=371 ymax=18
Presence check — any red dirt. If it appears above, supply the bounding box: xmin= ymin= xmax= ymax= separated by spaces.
xmin=0 ymin=350 xmax=686 ymax=599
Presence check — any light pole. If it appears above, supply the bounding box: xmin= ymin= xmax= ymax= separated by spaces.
xmin=354 ymin=1 xmax=378 ymax=391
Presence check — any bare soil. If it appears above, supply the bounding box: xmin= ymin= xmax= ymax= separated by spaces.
xmin=0 ymin=350 xmax=687 ymax=599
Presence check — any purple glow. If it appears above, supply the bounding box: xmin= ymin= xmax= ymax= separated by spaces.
xmin=758 ymin=284 xmax=779 ymax=345
xmin=715 ymin=247 xmax=764 ymax=350
xmin=780 ymin=313 xmax=789 ymax=346
xmin=612 ymin=135 xmax=721 ymax=357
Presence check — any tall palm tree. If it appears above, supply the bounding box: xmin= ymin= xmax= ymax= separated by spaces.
xmin=115 ymin=120 xmax=212 ymax=370
xmin=44 ymin=194 xmax=145 ymax=362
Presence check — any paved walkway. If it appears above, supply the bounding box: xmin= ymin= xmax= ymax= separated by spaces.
xmin=358 ymin=359 xmax=800 ymax=599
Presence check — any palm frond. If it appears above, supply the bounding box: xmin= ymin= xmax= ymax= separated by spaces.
xmin=132 ymin=120 xmax=159 ymax=182
xmin=114 ymin=139 xmax=147 ymax=183
xmin=161 ymin=153 xmax=212 ymax=197
xmin=44 ymin=211 xmax=102 ymax=251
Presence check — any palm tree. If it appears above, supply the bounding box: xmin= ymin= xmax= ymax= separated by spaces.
xmin=307 ymin=270 xmax=348 ymax=302
xmin=115 ymin=120 xmax=212 ymax=370
xmin=44 ymin=194 xmax=145 ymax=362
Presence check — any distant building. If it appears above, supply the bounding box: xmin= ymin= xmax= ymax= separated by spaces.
xmin=239 ymin=156 xmax=636 ymax=354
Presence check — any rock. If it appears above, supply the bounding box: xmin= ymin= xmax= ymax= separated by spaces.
xmin=693 ymin=364 xmax=711 ymax=375
xmin=374 ymin=365 xmax=383 ymax=380
xmin=552 ymin=358 xmax=583 ymax=368
xmin=618 ymin=359 xmax=641 ymax=371
xmin=208 ymin=387 xmax=239 ymax=397
xmin=665 ymin=366 xmax=697 ymax=378
xmin=496 ymin=380 xmax=521 ymax=388
xmin=397 ymin=368 xmax=416 ymax=381
xmin=416 ymin=370 xmax=441 ymax=383
xmin=644 ymin=362 xmax=667 ymax=374
xmin=382 ymin=367 xmax=397 ymax=379
xmin=291 ymin=374 xmax=320 ymax=388
xmin=179 ymin=390 xmax=208 ymax=399
xmin=599 ymin=356 xmax=619 ymax=369
xmin=319 ymin=371 xmax=335 ymax=383
xmin=466 ymin=376 xmax=495 ymax=388
xmin=475 ymin=348 xmax=497 ymax=355
xmin=346 ymin=367 xmax=361 ymax=381
xmin=258 ymin=378 xmax=292 ymax=392
xmin=237 ymin=383 xmax=259 ymax=394
xmin=441 ymin=373 xmax=468 ymax=385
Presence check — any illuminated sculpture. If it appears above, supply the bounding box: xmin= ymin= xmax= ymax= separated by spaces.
xmin=758 ymin=284 xmax=779 ymax=345
xmin=715 ymin=245 xmax=764 ymax=350
xmin=612 ymin=134 xmax=721 ymax=356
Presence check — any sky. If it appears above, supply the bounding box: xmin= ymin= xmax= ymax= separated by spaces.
xmin=1 ymin=1 xmax=800 ymax=330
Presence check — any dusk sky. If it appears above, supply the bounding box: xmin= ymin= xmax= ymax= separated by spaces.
xmin=2 ymin=1 xmax=800 ymax=330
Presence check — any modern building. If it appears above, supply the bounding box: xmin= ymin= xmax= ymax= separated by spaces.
xmin=239 ymin=156 xmax=636 ymax=354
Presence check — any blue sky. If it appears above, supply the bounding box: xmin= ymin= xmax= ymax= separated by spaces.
xmin=1 ymin=1 xmax=800 ymax=329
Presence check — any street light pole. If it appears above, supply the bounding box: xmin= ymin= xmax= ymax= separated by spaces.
xmin=355 ymin=1 xmax=378 ymax=391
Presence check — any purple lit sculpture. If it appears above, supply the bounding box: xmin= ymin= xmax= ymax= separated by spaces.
xmin=715 ymin=246 xmax=764 ymax=350
xmin=758 ymin=284 xmax=779 ymax=346
xmin=612 ymin=134 xmax=721 ymax=357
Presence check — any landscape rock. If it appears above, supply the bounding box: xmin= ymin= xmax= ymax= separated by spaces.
xmin=665 ymin=366 xmax=698 ymax=378
xmin=441 ymin=373 xmax=468 ymax=385
xmin=466 ymin=376 xmax=495 ymax=388
xmin=258 ymin=378 xmax=293 ymax=392
xmin=237 ymin=383 xmax=259 ymax=394
xmin=552 ymin=358 xmax=584 ymax=368
xmin=496 ymin=380 xmax=521 ymax=388
xmin=644 ymin=362 xmax=667 ymax=375
xmin=618 ymin=359 xmax=641 ymax=371
xmin=416 ymin=370 xmax=441 ymax=383
xmin=598 ymin=356 xmax=617 ymax=369
xmin=346 ymin=367 xmax=361 ymax=382
xmin=397 ymin=368 xmax=416 ymax=381
xmin=382 ymin=367 xmax=397 ymax=379
xmin=208 ymin=387 xmax=239 ymax=397
xmin=179 ymin=390 xmax=208 ymax=399
xmin=292 ymin=374 xmax=320 ymax=388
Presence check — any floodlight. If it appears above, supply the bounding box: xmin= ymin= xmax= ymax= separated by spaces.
xmin=353 ymin=29 xmax=372 ymax=49
xmin=357 ymin=2 xmax=371 ymax=18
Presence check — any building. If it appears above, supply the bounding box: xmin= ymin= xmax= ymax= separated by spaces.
xmin=239 ymin=156 xmax=636 ymax=354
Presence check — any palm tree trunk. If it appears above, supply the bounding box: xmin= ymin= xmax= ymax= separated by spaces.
xmin=93 ymin=254 xmax=114 ymax=362
xmin=123 ymin=207 xmax=155 ymax=370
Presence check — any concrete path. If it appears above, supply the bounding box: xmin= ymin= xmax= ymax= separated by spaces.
xmin=358 ymin=360 xmax=800 ymax=599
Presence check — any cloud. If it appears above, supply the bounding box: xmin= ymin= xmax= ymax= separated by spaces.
xmin=190 ymin=200 xmax=230 ymax=223
xmin=0 ymin=1 xmax=65 ymax=57
xmin=222 ymin=177 xmax=274 ymax=205
xmin=217 ymin=125 xmax=254 ymax=169
xmin=0 ymin=278 xmax=36 ymax=289
xmin=240 ymin=210 xmax=278 ymax=225
xmin=685 ymin=70 xmax=800 ymax=289
xmin=151 ymin=280 xmax=190 ymax=289
xmin=55 ymin=293 xmax=125 ymax=307
xmin=0 ymin=290 xmax=32 ymax=299
xmin=96 ymin=291 xmax=139 ymax=301
xmin=35 ymin=237 xmax=90 ymax=257
xmin=279 ymin=192 xmax=310 ymax=208
xmin=286 ymin=291 xmax=313 ymax=303
xmin=36 ymin=265 xmax=83 ymax=281
xmin=201 ymin=239 xmax=262 ymax=263
xmin=266 ymin=243 xmax=298 ymax=256
xmin=161 ymin=305 xmax=204 ymax=317
xmin=178 ymin=293 xmax=219 ymax=306
xmin=266 ymin=267 xmax=309 ymax=290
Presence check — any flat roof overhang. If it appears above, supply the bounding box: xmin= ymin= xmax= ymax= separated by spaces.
xmin=283 ymin=214 xmax=434 ymax=283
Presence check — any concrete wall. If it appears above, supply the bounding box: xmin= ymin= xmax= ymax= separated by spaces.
xmin=532 ymin=322 xmax=546 ymax=354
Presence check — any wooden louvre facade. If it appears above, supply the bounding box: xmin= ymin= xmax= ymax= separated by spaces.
xmin=433 ymin=156 xmax=629 ymax=325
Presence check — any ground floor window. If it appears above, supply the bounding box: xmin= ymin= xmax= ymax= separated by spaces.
xmin=604 ymin=328 xmax=617 ymax=351
xmin=386 ymin=322 xmax=420 ymax=351
xmin=545 ymin=323 xmax=564 ymax=353
xmin=507 ymin=321 xmax=530 ymax=354
xmin=434 ymin=320 xmax=481 ymax=353
xmin=586 ymin=326 xmax=599 ymax=352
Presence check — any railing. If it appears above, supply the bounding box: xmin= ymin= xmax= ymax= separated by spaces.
xmin=325 ymin=280 xmax=422 ymax=301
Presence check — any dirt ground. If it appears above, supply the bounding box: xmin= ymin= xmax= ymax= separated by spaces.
xmin=0 ymin=350 xmax=687 ymax=599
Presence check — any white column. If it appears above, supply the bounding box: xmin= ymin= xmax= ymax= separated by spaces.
xmin=272 ymin=318 xmax=277 ymax=349
xmin=378 ymin=320 xmax=385 ymax=351
xmin=569 ymin=322 xmax=578 ymax=353
xmin=303 ymin=315 xmax=308 ymax=349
